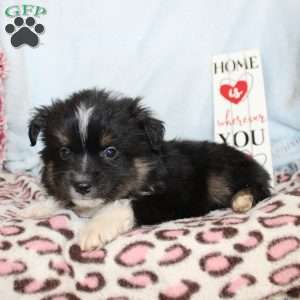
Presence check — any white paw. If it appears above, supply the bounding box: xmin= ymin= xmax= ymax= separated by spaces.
xmin=16 ymin=198 xmax=60 ymax=219
xmin=80 ymin=218 xmax=123 ymax=250
xmin=80 ymin=199 xmax=134 ymax=251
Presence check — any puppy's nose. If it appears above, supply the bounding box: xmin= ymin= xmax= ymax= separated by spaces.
xmin=73 ymin=181 xmax=92 ymax=195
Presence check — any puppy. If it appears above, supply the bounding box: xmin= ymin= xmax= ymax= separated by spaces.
xmin=28 ymin=89 xmax=271 ymax=250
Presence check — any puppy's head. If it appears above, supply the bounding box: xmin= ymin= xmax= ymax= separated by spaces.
xmin=29 ymin=89 xmax=165 ymax=209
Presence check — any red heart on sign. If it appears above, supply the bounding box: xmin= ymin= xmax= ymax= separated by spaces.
xmin=220 ymin=80 xmax=248 ymax=104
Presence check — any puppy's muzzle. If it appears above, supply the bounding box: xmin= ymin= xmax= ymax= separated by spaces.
xmin=72 ymin=181 xmax=92 ymax=195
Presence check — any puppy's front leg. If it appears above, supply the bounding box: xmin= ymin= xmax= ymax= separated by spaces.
xmin=17 ymin=196 xmax=61 ymax=219
xmin=80 ymin=199 xmax=135 ymax=251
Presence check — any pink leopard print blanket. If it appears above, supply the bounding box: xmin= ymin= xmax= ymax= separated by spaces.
xmin=0 ymin=170 xmax=300 ymax=300
xmin=0 ymin=50 xmax=7 ymax=167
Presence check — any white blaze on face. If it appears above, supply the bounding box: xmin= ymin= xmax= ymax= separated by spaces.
xmin=81 ymin=154 xmax=88 ymax=172
xmin=75 ymin=104 xmax=94 ymax=145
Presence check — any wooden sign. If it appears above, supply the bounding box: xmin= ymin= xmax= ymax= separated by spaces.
xmin=212 ymin=49 xmax=273 ymax=180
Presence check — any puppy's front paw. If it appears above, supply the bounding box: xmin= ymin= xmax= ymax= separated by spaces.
xmin=80 ymin=219 xmax=119 ymax=250
xmin=16 ymin=206 xmax=40 ymax=219
xmin=16 ymin=198 xmax=61 ymax=219
xmin=79 ymin=199 xmax=134 ymax=251
xmin=80 ymin=221 xmax=102 ymax=251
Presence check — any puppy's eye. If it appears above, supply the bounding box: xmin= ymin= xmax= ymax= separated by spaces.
xmin=59 ymin=147 xmax=72 ymax=160
xmin=102 ymin=146 xmax=118 ymax=159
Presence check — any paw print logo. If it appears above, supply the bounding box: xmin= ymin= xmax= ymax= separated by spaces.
xmin=5 ymin=17 xmax=44 ymax=48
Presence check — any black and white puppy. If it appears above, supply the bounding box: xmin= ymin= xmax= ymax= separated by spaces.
xmin=28 ymin=89 xmax=271 ymax=250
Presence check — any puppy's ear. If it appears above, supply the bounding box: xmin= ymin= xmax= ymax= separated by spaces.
xmin=143 ymin=116 xmax=165 ymax=151
xmin=28 ymin=106 xmax=49 ymax=146
xmin=131 ymin=98 xmax=165 ymax=151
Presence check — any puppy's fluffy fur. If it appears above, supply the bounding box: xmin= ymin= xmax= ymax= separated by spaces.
xmin=28 ymin=89 xmax=270 ymax=250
